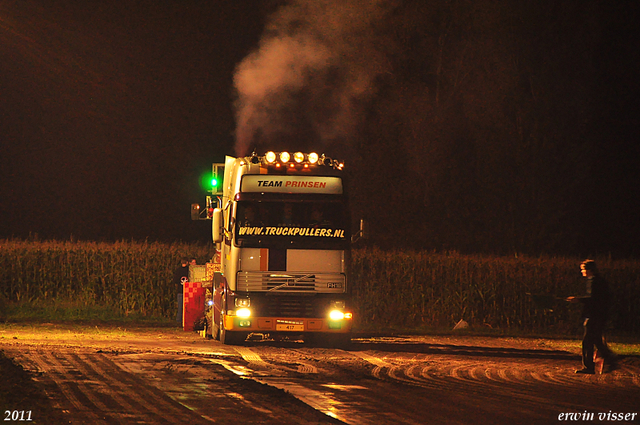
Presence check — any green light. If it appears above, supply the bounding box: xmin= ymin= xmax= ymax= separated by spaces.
xmin=201 ymin=172 xmax=219 ymax=192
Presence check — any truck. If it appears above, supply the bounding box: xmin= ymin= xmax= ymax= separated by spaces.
xmin=192 ymin=151 xmax=363 ymax=346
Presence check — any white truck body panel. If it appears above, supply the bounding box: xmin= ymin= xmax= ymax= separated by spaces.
xmin=208 ymin=152 xmax=352 ymax=345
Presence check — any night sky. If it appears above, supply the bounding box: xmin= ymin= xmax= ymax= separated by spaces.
xmin=1 ymin=1 xmax=639 ymax=257
xmin=0 ymin=1 xmax=273 ymax=242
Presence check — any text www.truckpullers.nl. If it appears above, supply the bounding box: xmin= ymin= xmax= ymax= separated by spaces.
xmin=239 ymin=226 xmax=345 ymax=238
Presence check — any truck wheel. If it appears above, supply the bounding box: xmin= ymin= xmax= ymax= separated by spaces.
xmin=208 ymin=314 xmax=219 ymax=340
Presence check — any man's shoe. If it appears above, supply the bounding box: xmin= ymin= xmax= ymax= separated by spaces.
xmin=575 ymin=368 xmax=595 ymax=374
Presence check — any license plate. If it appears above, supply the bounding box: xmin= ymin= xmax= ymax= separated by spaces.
xmin=276 ymin=324 xmax=304 ymax=331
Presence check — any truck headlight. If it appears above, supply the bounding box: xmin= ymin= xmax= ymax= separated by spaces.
xmin=236 ymin=308 xmax=251 ymax=318
xmin=329 ymin=310 xmax=345 ymax=321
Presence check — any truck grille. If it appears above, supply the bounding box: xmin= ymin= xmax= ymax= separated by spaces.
xmin=236 ymin=271 xmax=346 ymax=293
xmin=265 ymin=296 xmax=316 ymax=317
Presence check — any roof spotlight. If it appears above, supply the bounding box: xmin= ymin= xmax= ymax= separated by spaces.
xmin=308 ymin=152 xmax=319 ymax=164
xmin=265 ymin=151 xmax=276 ymax=163
xmin=294 ymin=152 xmax=304 ymax=163
xmin=280 ymin=151 xmax=290 ymax=163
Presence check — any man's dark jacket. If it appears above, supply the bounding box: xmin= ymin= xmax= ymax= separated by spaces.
xmin=580 ymin=275 xmax=611 ymax=321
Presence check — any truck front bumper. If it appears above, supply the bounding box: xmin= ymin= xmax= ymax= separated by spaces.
xmin=223 ymin=315 xmax=352 ymax=333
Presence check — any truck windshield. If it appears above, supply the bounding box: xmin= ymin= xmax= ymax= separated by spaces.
xmin=235 ymin=200 xmax=348 ymax=248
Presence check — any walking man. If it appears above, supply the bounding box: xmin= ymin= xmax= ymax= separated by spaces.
xmin=566 ymin=260 xmax=618 ymax=374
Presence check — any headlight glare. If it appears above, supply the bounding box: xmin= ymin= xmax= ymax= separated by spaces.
xmin=236 ymin=308 xmax=251 ymax=318
xmin=329 ymin=310 xmax=345 ymax=321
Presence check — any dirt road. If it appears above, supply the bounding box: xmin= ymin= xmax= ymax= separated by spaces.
xmin=1 ymin=325 xmax=639 ymax=424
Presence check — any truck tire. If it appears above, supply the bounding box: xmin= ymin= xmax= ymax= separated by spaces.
xmin=212 ymin=323 xmax=220 ymax=341
xmin=208 ymin=312 xmax=220 ymax=340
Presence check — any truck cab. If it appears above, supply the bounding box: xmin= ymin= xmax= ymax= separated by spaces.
xmin=208 ymin=151 xmax=353 ymax=346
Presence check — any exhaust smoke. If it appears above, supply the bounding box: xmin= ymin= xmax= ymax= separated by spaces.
xmin=233 ymin=0 xmax=393 ymax=156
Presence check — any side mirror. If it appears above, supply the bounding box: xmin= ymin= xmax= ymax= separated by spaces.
xmin=191 ymin=203 xmax=202 ymax=221
xmin=192 ymin=197 xmax=217 ymax=221
xmin=351 ymin=219 xmax=368 ymax=243
xmin=212 ymin=208 xmax=224 ymax=243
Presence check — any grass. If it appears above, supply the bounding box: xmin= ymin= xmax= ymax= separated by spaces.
xmin=2 ymin=299 xmax=175 ymax=326
xmin=0 ymin=322 xmax=185 ymax=346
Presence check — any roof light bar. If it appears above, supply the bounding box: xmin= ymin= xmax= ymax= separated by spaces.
xmin=254 ymin=151 xmax=342 ymax=169
xmin=279 ymin=152 xmax=290 ymax=163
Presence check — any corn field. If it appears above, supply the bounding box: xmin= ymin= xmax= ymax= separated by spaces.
xmin=351 ymin=248 xmax=640 ymax=334
xmin=0 ymin=239 xmax=214 ymax=317
xmin=1 ymin=240 xmax=638 ymax=334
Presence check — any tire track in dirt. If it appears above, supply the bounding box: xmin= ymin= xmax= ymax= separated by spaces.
xmin=4 ymin=332 xmax=640 ymax=425
xmin=27 ymin=349 xmax=105 ymax=424
xmin=113 ymin=351 xmax=339 ymax=424
xmin=233 ymin=346 xmax=319 ymax=375
xmin=351 ymin=349 xmax=640 ymax=417
xmin=67 ymin=352 xmax=176 ymax=421
xmin=6 ymin=347 xmax=213 ymax=424
xmin=5 ymin=343 xmax=341 ymax=424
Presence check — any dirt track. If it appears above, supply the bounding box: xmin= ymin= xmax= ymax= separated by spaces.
xmin=1 ymin=325 xmax=639 ymax=424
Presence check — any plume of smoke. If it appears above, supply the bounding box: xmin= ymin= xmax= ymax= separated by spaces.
xmin=233 ymin=0 xmax=393 ymax=156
